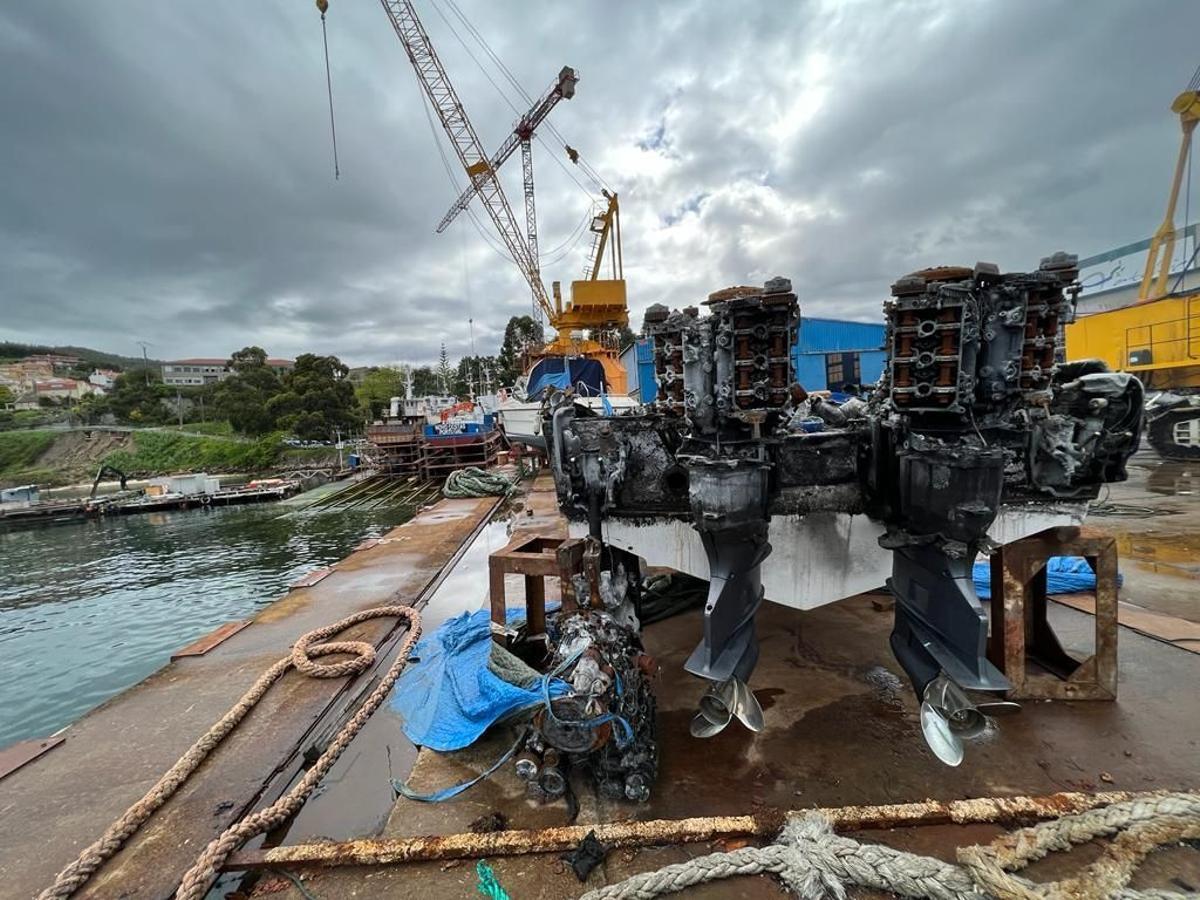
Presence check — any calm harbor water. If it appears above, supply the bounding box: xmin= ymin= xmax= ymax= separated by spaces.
xmin=0 ymin=502 xmax=413 ymax=747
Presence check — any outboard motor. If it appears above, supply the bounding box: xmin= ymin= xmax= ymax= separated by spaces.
xmin=644 ymin=279 xmax=799 ymax=737
xmin=872 ymin=254 xmax=1138 ymax=764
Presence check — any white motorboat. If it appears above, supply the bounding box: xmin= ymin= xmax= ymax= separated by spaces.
xmin=497 ymin=393 xmax=640 ymax=449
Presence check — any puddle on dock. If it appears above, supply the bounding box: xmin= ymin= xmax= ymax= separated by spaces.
xmin=282 ymin=516 xmax=517 ymax=842
xmin=1115 ymin=532 xmax=1200 ymax=578
xmin=1086 ymin=453 xmax=1200 ymax=623
xmin=422 ymin=519 xmax=514 ymax=632
xmin=1145 ymin=461 xmax=1196 ymax=497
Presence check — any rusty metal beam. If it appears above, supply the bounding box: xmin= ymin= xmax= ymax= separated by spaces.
xmin=0 ymin=735 xmax=65 ymax=781
xmin=488 ymin=533 xmax=580 ymax=642
xmin=171 ymin=621 xmax=251 ymax=660
xmin=224 ymin=789 xmax=1144 ymax=871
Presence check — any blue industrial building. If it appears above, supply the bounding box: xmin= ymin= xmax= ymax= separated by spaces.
xmin=791 ymin=317 xmax=887 ymax=392
xmin=622 ymin=315 xmax=886 ymax=401
xmin=619 ymin=339 xmax=658 ymax=402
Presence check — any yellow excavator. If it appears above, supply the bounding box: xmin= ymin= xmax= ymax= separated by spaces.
xmin=1066 ymin=68 xmax=1200 ymax=458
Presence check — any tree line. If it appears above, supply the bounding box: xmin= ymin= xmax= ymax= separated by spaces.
xmin=354 ymin=314 xmax=545 ymax=420
xmin=6 ymin=313 xmax=590 ymax=437
xmin=68 ymin=346 xmax=360 ymax=440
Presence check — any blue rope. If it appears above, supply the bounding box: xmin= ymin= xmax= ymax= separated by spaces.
xmin=538 ymin=647 xmax=635 ymax=749
xmin=392 ymin=729 xmax=526 ymax=803
xmin=476 ymin=860 xmax=511 ymax=900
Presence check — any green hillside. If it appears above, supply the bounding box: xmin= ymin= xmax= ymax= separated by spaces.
xmin=0 ymin=341 xmax=164 ymax=371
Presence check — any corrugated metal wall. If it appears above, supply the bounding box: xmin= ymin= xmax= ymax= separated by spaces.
xmin=619 ymin=342 xmax=640 ymax=397
xmin=792 ymin=317 xmax=887 ymax=391
xmin=636 ymin=339 xmax=656 ymax=402
xmin=620 ymin=339 xmax=659 ymax=402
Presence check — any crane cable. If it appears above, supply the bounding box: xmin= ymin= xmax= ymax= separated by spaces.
xmin=438 ymin=0 xmax=614 ymax=198
xmin=316 ymin=0 xmax=340 ymax=180
xmin=542 ymin=207 xmax=592 ymax=258
xmin=431 ymin=0 xmax=605 ymax=202
xmin=427 ymin=0 xmax=523 ymax=117
xmin=417 ymin=83 xmax=520 ymax=268
xmin=423 ymin=0 xmax=601 ymax=258
xmin=414 ymin=0 xmax=611 ymax=279
xmin=540 ymin=204 xmax=597 ymax=268
xmin=437 ymin=0 xmax=611 ymax=194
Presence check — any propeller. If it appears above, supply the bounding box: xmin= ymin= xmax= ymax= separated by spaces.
xmin=918 ymin=674 xmax=1018 ymax=767
xmin=689 ymin=678 xmax=764 ymax=738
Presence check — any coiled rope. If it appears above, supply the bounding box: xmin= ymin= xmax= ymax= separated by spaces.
xmin=582 ymin=792 xmax=1200 ymax=900
xmin=443 ymin=466 xmax=517 ymax=498
xmin=38 ymin=605 xmax=422 ymax=900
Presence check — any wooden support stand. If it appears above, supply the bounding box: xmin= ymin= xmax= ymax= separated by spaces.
xmin=488 ymin=534 xmax=586 ymax=644
xmin=987 ymin=526 xmax=1118 ymax=701
xmin=420 ymin=431 xmax=501 ymax=480
xmin=365 ymin=424 xmax=423 ymax=476
xmin=367 ymin=426 xmax=501 ymax=479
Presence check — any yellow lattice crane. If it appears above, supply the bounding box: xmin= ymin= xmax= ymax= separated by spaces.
xmin=364 ymin=0 xmax=630 ymax=392
xmin=541 ymin=189 xmax=630 ymax=390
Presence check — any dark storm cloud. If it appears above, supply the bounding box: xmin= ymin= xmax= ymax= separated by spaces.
xmin=0 ymin=0 xmax=1197 ymax=365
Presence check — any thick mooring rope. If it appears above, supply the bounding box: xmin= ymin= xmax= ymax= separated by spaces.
xmin=38 ymin=605 xmax=422 ymax=900
xmin=442 ymin=466 xmax=517 ymax=498
xmin=582 ymin=792 xmax=1200 ymax=900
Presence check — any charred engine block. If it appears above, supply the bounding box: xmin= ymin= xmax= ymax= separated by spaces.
xmin=885 ymin=260 xmax=1065 ymax=414
xmin=519 ymin=608 xmax=658 ymax=803
xmin=647 ymin=277 xmax=797 ymax=424
xmin=549 ymin=255 xmax=1143 ymax=771
xmin=642 ymin=281 xmax=799 ymax=734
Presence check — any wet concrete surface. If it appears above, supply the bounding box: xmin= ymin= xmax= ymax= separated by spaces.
xmin=271 ymin=481 xmax=568 ymax=848
xmin=271 ymin=589 xmax=1200 ymax=899
xmin=8 ymin=462 xmax=1197 ymax=899
xmin=0 ymin=495 xmax=499 ymax=899
xmin=1088 ymin=448 xmax=1200 ymax=625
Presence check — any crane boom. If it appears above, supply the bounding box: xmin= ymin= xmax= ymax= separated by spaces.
xmin=1139 ymin=86 xmax=1200 ymax=302
xmin=436 ymin=66 xmax=578 ymax=234
xmin=378 ymin=0 xmax=555 ymax=322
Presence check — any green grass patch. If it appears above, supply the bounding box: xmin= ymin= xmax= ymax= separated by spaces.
xmin=8 ymin=466 xmax=69 ymax=488
xmin=0 ymin=430 xmax=57 ymax=482
xmin=103 ymin=431 xmax=282 ymax=475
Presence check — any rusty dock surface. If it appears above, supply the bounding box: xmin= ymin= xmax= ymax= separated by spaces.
xmin=253 ymin=455 xmax=1200 ymax=899
xmin=2 ymin=458 xmax=1199 ymax=898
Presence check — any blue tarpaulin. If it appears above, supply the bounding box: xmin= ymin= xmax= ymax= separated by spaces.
xmin=972 ymin=556 xmax=1120 ymax=599
xmin=527 ymin=357 xmax=607 ymax=401
xmin=389 ymin=608 xmax=569 ymax=752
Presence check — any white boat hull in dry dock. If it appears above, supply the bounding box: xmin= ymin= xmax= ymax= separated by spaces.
xmin=497 ymin=396 xmax=640 ymax=449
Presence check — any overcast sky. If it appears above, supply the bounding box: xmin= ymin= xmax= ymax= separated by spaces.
xmin=1 ymin=0 xmax=1198 ymax=367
